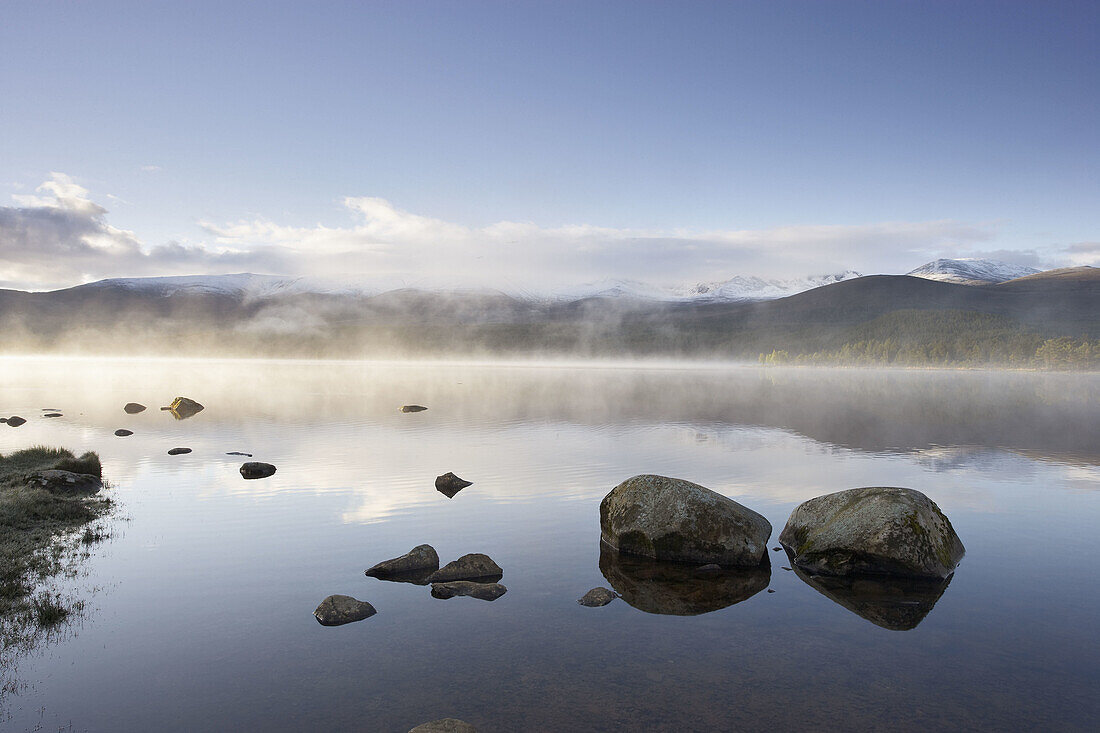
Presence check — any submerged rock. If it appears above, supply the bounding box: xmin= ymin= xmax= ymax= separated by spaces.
xmin=600 ymin=475 xmax=772 ymax=566
xmin=578 ymin=587 xmax=618 ymax=607
xmin=240 ymin=462 xmax=277 ymax=479
xmin=695 ymin=564 xmax=722 ymax=574
xmin=435 ymin=472 xmax=472 ymax=498
xmin=168 ymin=447 xmax=192 ymax=455
xmin=428 ymin=553 xmax=503 ymax=583
xmin=313 ymin=595 xmax=377 ymax=626
xmin=366 ymin=544 xmax=440 ymax=584
xmin=161 ymin=396 xmax=204 ymax=420
xmin=114 ymin=429 xmax=134 ymax=437
xmin=6 ymin=416 xmax=26 ymax=427
xmin=401 ymin=405 xmax=428 ymax=413
xmin=791 ymin=564 xmax=953 ymax=631
xmin=779 ymin=487 xmax=965 ymax=579
xmin=408 ymin=719 xmax=478 ymax=733
xmin=124 ymin=402 xmax=147 ymax=414
xmin=430 ymin=581 xmax=507 ymax=601
xmin=599 ymin=543 xmax=769 ymax=616
xmin=24 ymin=470 xmax=102 ymax=494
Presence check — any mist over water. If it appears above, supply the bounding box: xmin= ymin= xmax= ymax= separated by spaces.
xmin=1 ymin=357 xmax=1098 ymax=731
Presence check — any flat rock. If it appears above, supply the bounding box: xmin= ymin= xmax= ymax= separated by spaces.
xmin=240 ymin=462 xmax=277 ymax=479
xmin=313 ymin=595 xmax=377 ymax=626
xmin=408 ymin=719 xmax=478 ymax=733
xmin=428 ymin=553 xmax=503 ymax=583
xmin=43 ymin=413 xmax=63 ymax=418
xmin=114 ymin=428 xmax=134 ymax=437
xmin=600 ymin=474 xmax=772 ymax=566
xmin=430 ymin=581 xmax=507 ymax=601
xmin=6 ymin=416 xmax=26 ymax=427
xmin=168 ymin=447 xmax=192 ymax=455
xmin=366 ymin=544 xmax=439 ymax=584
xmin=24 ymin=470 xmax=102 ymax=495
xmin=162 ymin=396 xmax=204 ymax=419
xmin=124 ymin=402 xmax=147 ymax=414
xmin=779 ymin=487 xmax=965 ymax=579
xmin=435 ymin=472 xmax=472 ymax=498
xmin=401 ymin=405 xmax=428 ymax=413
xmin=226 ymin=451 xmax=253 ymax=457
xmin=578 ymin=587 xmax=618 ymax=607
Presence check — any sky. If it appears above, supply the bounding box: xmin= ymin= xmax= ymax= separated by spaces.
xmin=1 ymin=0 xmax=1097 ymax=292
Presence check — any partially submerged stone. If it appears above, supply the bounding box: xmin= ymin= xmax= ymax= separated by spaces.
xmin=600 ymin=475 xmax=772 ymax=566
xmin=24 ymin=470 xmax=102 ymax=495
xmin=428 ymin=553 xmax=502 ymax=583
xmin=114 ymin=429 xmax=134 ymax=437
xmin=240 ymin=462 xmax=277 ymax=479
xmin=430 ymin=581 xmax=507 ymax=601
xmin=435 ymin=472 xmax=472 ymax=498
xmin=313 ymin=595 xmax=377 ymax=626
xmin=401 ymin=405 xmax=428 ymax=413
xmin=43 ymin=413 xmax=63 ymax=418
xmin=226 ymin=451 xmax=252 ymax=457
xmin=366 ymin=544 xmax=439 ymax=584
xmin=6 ymin=416 xmax=26 ymax=427
xmin=408 ymin=719 xmax=478 ymax=733
xmin=779 ymin=487 xmax=965 ymax=579
xmin=168 ymin=447 xmax=192 ymax=455
xmin=124 ymin=402 xmax=147 ymax=414
xmin=578 ymin=587 xmax=618 ymax=607
xmin=161 ymin=396 xmax=204 ymax=420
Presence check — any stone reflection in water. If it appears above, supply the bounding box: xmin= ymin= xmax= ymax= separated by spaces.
xmin=598 ymin=543 xmax=770 ymax=616
xmin=790 ymin=564 xmax=952 ymax=631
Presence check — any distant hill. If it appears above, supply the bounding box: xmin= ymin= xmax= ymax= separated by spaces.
xmin=906 ymin=258 xmax=1040 ymax=285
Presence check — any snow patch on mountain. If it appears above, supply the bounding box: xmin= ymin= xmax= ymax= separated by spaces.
xmin=82 ymin=273 xmax=371 ymax=299
xmin=907 ymin=259 xmax=1040 ymax=285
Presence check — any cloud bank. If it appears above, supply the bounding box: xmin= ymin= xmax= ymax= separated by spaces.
xmin=1 ymin=172 xmax=1088 ymax=292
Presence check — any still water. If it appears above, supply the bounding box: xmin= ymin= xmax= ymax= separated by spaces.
xmin=1 ymin=358 xmax=1098 ymax=731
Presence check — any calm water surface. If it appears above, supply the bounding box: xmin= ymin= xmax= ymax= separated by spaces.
xmin=1 ymin=358 xmax=1098 ymax=732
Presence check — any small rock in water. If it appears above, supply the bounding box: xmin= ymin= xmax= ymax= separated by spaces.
xmin=114 ymin=429 xmax=134 ymax=437
xmin=313 ymin=595 xmax=377 ymax=626
xmin=226 ymin=451 xmax=253 ymax=457
xmin=767 ymin=589 xmax=776 ymax=593
xmin=781 ymin=567 xmax=792 ymax=571
xmin=366 ymin=544 xmax=440 ymax=581
xmin=408 ymin=719 xmax=479 ymax=733
xmin=161 ymin=396 xmax=204 ymax=420
xmin=430 ymin=581 xmax=507 ymax=601
xmin=428 ymin=553 xmax=503 ymax=583
xmin=401 ymin=405 xmax=428 ymax=413
xmin=0 ymin=418 xmax=6 ymax=423
xmin=43 ymin=413 xmax=63 ymax=418
xmin=773 ymin=547 xmax=783 ymax=552
xmin=240 ymin=462 xmax=277 ymax=479
xmin=6 ymin=416 xmax=26 ymax=427
xmin=695 ymin=564 xmax=722 ymax=574
xmin=435 ymin=472 xmax=472 ymax=498
xmin=168 ymin=447 xmax=192 ymax=455
xmin=578 ymin=587 xmax=618 ymax=607
xmin=124 ymin=402 xmax=147 ymax=414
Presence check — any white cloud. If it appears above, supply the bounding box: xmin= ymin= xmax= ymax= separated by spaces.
xmin=0 ymin=172 xmax=1069 ymax=292
xmin=140 ymin=165 xmax=162 ymax=172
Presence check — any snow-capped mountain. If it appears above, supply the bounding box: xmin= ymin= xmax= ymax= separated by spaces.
xmin=906 ymin=259 xmax=1040 ymax=285
xmin=543 ymin=271 xmax=863 ymax=303
xmin=81 ymin=273 xmax=371 ymax=299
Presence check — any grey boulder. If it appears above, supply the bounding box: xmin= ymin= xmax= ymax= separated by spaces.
xmin=168 ymin=447 xmax=192 ymax=455
xmin=24 ymin=470 xmax=102 ymax=495
xmin=430 ymin=581 xmax=507 ymax=601
xmin=366 ymin=544 xmax=440 ymax=582
xmin=6 ymin=416 xmax=26 ymax=427
xmin=240 ymin=462 xmax=277 ymax=479
xmin=401 ymin=405 xmax=428 ymax=413
xmin=600 ymin=475 xmax=772 ymax=566
xmin=578 ymin=587 xmax=618 ymax=607
xmin=408 ymin=719 xmax=478 ymax=733
xmin=313 ymin=595 xmax=377 ymax=626
xmin=114 ymin=429 xmax=134 ymax=437
xmin=779 ymin=487 xmax=965 ymax=579
xmin=428 ymin=553 xmax=502 ymax=583
xmin=124 ymin=402 xmax=147 ymax=414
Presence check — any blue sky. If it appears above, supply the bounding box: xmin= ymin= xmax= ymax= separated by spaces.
xmin=1 ymin=0 xmax=1097 ymax=290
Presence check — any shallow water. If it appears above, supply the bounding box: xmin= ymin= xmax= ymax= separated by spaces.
xmin=1 ymin=358 xmax=1098 ymax=732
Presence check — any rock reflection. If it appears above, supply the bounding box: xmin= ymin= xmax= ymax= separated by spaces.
xmin=790 ymin=565 xmax=952 ymax=630
xmin=599 ymin=543 xmax=770 ymax=616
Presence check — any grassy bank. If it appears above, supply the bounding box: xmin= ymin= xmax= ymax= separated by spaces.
xmin=0 ymin=447 xmax=112 ymax=634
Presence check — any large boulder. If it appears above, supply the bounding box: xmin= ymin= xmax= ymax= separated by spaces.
xmin=408 ymin=720 xmax=478 ymax=733
xmin=428 ymin=553 xmax=502 ymax=583
xmin=599 ymin=475 xmax=771 ymax=566
xmin=779 ymin=487 xmax=965 ymax=579
xmin=313 ymin=595 xmax=376 ymax=626
xmin=366 ymin=544 xmax=439 ymax=584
